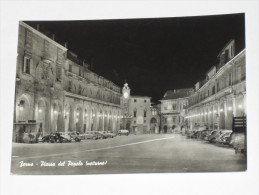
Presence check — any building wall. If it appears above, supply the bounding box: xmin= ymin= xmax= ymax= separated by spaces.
xmin=161 ymin=98 xmax=188 ymax=133
xmin=14 ymin=22 xmax=123 ymax=142
xmin=186 ymin=49 xmax=246 ymax=130
xmin=128 ymin=97 xmax=151 ymax=134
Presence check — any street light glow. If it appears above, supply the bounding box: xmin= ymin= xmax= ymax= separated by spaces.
xmin=228 ymin=107 xmax=232 ymax=111
xmin=238 ymin=104 xmax=242 ymax=109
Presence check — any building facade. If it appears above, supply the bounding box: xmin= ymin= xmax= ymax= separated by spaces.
xmin=186 ymin=40 xmax=246 ymax=130
xmin=120 ymin=83 xmax=152 ymax=134
xmin=150 ymin=103 xmax=161 ymax=134
xmin=14 ymin=22 xmax=122 ymax=142
xmin=160 ymin=89 xmax=191 ymax=133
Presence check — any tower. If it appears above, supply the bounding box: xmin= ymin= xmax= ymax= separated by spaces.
xmin=120 ymin=83 xmax=132 ymax=130
xmin=122 ymin=83 xmax=130 ymax=99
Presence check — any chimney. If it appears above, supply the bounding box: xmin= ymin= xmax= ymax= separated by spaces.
xmin=36 ymin=24 xmax=40 ymax=31
xmin=64 ymin=42 xmax=67 ymax=48
xmin=52 ymin=34 xmax=55 ymax=41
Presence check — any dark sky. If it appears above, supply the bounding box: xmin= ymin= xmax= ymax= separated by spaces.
xmin=25 ymin=13 xmax=245 ymax=103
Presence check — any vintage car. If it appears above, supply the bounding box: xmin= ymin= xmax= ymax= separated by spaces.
xmin=216 ymin=131 xmax=232 ymax=144
xmin=68 ymin=131 xmax=83 ymax=142
xmin=106 ymin=131 xmax=117 ymax=138
xmin=118 ymin=129 xmax=129 ymax=136
xmin=85 ymin=131 xmax=99 ymax=140
xmin=41 ymin=132 xmax=70 ymax=143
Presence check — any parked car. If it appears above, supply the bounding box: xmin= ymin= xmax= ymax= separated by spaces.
xmin=118 ymin=129 xmax=129 ymax=136
xmin=106 ymin=131 xmax=117 ymax=138
xmin=41 ymin=133 xmax=70 ymax=143
xmin=208 ymin=131 xmax=221 ymax=143
xmin=59 ymin=132 xmax=72 ymax=142
xmin=229 ymin=132 xmax=246 ymax=154
xmin=98 ymin=131 xmax=111 ymax=139
xmin=200 ymin=130 xmax=213 ymax=140
xmin=216 ymin=131 xmax=232 ymax=144
xmin=85 ymin=131 xmax=99 ymax=140
xmin=68 ymin=131 xmax=83 ymax=142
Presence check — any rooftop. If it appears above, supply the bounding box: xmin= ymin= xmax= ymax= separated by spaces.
xmin=160 ymin=88 xmax=193 ymax=101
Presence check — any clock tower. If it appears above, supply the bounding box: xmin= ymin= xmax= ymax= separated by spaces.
xmin=122 ymin=83 xmax=130 ymax=99
xmin=120 ymin=83 xmax=132 ymax=130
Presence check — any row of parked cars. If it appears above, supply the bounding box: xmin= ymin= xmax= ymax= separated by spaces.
xmin=186 ymin=128 xmax=246 ymax=155
xmin=38 ymin=129 xmax=130 ymax=143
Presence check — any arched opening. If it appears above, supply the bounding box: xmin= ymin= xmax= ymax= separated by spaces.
xmin=108 ymin=111 xmax=112 ymax=131
xmin=163 ymin=125 xmax=167 ymax=133
xmin=64 ymin=104 xmax=70 ymax=133
xmin=37 ymin=99 xmax=47 ymax=135
xmin=104 ymin=110 xmax=108 ymax=131
xmin=98 ymin=110 xmax=103 ymax=131
xmin=75 ymin=106 xmax=83 ymax=133
xmin=219 ymin=103 xmax=225 ymax=129
xmin=52 ymin=103 xmax=62 ymax=132
xmin=150 ymin=117 xmax=157 ymax=134
xmin=83 ymin=108 xmax=89 ymax=133
xmin=236 ymin=94 xmax=245 ymax=117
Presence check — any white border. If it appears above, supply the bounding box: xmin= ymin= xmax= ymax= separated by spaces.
xmin=1 ymin=1 xmax=259 ymax=195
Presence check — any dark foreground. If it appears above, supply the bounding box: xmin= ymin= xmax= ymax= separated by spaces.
xmin=11 ymin=133 xmax=246 ymax=175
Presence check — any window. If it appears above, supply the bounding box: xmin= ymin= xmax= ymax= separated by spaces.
xmin=144 ymin=111 xmax=147 ymax=117
xmin=217 ymin=82 xmax=220 ymax=92
xmin=134 ymin=121 xmax=136 ymax=124
xmin=207 ymin=90 xmax=210 ymax=97
xmin=229 ymin=72 xmax=232 ymax=86
xmin=173 ymin=105 xmax=176 ymax=110
xmin=69 ymin=64 xmax=72 ymax=72
xmin=78 ymin=85 xmax=82 ymax=95
xmin=144 ymin=120 xmax=146 ymax=123
xmin=144 ymin=100 xmax=146 ymax=103
xmin=212 ymin=86 xmax=215 ymax=95
xmin=68 ymin=80 xmax=72 ymax=92
xmin=134 ymin=99 xmax=137 ymax=102
xmin=23 ymin=56 xmax=30 ymax=74
xmin=134 ymin=110 xmax=137 ymax=117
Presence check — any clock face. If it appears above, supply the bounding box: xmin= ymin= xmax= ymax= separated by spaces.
xmin=123 ymin=92 xmax=129 ymax=98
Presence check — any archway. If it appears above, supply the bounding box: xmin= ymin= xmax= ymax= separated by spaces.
xmin=219 ymin=102 xmax=225 ymax=129
xmin=52 ymin=103 xmax=62 ymax=132
xmin=104 ymin=110 xmax=108 ymax=131
xmin=150 ymin=117 xmax=157 ymax=133
xmin=64 ymin=104 xmax=70 ymax=133
xmin=163 ymin=125 xmax=167 ymax=133
xmin=37 ymin=99 xmax=48 ymax=135
xmin=75 ymin=106 xmax=83 ymax=133
xmin=98 ymin=110 xmax=103 ymax=131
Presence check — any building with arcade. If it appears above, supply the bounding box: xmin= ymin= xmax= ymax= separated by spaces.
xmin=13 ymin=22 xmax=122 ymax=142
xmin=186 ymin=40 xmax=246 ymax=130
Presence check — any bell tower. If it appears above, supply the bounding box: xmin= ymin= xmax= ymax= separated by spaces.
xmin=122 ymin=83 xmax=130 ymax=99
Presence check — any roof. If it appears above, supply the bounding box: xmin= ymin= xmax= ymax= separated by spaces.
xmin=217 ymin=39 xmax=235 ymax=58
xmin=130 ymin=95 xmax=152 ymax=99
xmin=160 ymin=88 xmax=192 ymax=101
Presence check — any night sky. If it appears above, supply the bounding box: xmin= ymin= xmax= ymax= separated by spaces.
xmin=25 ymin=13 xmax=245 ymax=103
